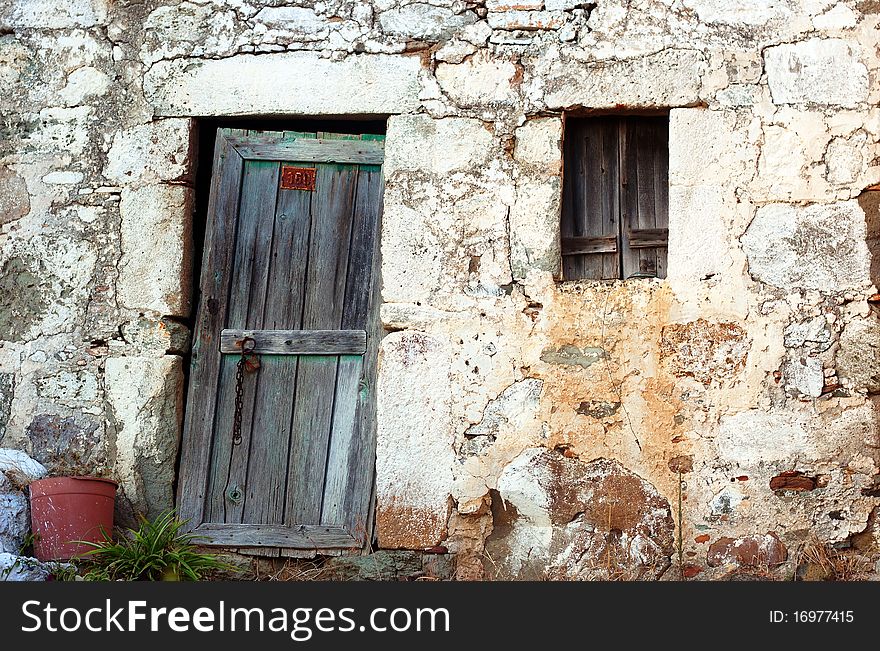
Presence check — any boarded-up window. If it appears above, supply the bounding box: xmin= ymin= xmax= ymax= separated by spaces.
xmin=561 ymin=116 xmax=669 ymax=280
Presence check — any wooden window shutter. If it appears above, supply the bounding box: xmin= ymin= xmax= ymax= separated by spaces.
xmin=561 ymin=116 xmax=669 ymax=280
xmin=561 ymin=118 xmax=621 ymax=280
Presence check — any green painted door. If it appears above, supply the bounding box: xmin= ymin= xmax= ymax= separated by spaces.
xmin=177 ymin=129 xmax=384 ymax=554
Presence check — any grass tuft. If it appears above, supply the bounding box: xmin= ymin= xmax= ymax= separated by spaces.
xmin=77 ymin=510 xmax=233 ymax=581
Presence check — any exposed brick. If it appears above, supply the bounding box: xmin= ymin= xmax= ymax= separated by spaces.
xmin=770 ymin=471 xmax=817 ymax=492
xmin=707 ymin=533 xmax=787 ymax=568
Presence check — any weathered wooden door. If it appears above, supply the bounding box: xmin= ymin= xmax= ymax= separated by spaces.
xmin=177 ymin=128 xmax=384 ymax=554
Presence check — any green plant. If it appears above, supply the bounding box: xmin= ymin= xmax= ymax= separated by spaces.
xmin=49 ymin=563 xmax=80 ymax=581
xmin=78 ymin=510 xmax=232 ymax=581
xmin=17 ymin=531 xmax=39 ymax=556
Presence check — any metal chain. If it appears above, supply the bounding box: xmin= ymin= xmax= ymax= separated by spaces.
xmin=232 ymin=336 xmax=256 ymax=446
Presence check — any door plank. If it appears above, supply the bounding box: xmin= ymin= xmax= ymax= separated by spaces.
xmin=620 ymin=119 xmax=641 ymax=279
xmin=220 ymin=329 xmax=367 ymax=355
xmin=205 ymin=158 xmax=280 ymax=523
xmin=599 ymin=119 xmax=621 ymax=280
xmin=318 ymin=355 xmax=363 ymax=526
xmin=177 ymin=129 xmax=245 ymax=529
xmin=635 ymin=119 xmax=658 ymax=277
xmin=561 ymin=235 xmax=618 ymax=255
xmin=582 ymin=122 xmax=604 ymax=280
xmin=345 ymin=136 xmax=386 ymax=543
xmin=285 ymin=156 xmax=359 ymax=525
xmin=240 ymin=131 xmax=316 ymax=554
xmin=194 ymin=523 xmax=359 ymax=548
xmin=617 ymin=120 xmax=634 ymax=278
xmin=321 ymin=159 xmax=383 ymax=530
xmin=225 ymin=135 xmax=384 ymax=165
xmin=628 ymin=228 xmax=668 ymax=248
xmin=226 ymin=156 xmax=283 ymax=525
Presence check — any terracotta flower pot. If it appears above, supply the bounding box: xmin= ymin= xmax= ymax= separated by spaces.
xmin=29 ymin=476 xmax=118 ymax=561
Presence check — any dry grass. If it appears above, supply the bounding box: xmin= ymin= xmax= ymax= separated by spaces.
xmin=584 ymin=558 xmax=667 ymax=582
xmin=262 ymin=558 xmax=332 ymax=582
xmin=206 ymin=532 xmax=880 ymax=583
xmin=202 ymin=553 xmax=333 ymax=581
xmin=796 ymin=537 xmax=878 ymax=581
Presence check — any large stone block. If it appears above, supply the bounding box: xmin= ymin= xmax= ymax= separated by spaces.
xmin=825 ymin=132 xmax=868 ymax=186
xmin=509 ymin=176 xmax=561 ymax=280
xmin=0 ymin=552 xmax=51 ymax=581
xmin=784 ymin=316 xmax=832 ymax=352
xmin=105 ymin=356 xmax=184 ymax=519
xmin=666 ymin=185 xmax=733 ymax=282
xmin=741 ymin=200 xmax=870 ymax=291
xmin=837 ymin=317 xmax=880 ymax=393
xmin=0 ymin=374 xmax=12 ymax=441
xmin=375 ymin=332 xmax=455 ymax=549
xmin=121 ymin=317 xmax=192 ymax=357
xmin=141 ymin=3 xmax=240 ymax=66
xmin=813 ymin=4 xmax=858 ymax=29
xmin=0 ymin=165 xmax=29 ymax=226
xmin=1 ymin=234 xmax=97 ymax=343
xmin=25 ymin=414 xmax=104 ymax=474
xmin=668 ymin=108 xmax=756 ymax=188
xmin=34 ymin=370 xmax=99 ymax=406
xmin=59 ymin=66 xmax=110 ymax=107
xmin=0 ymin=449 xmax=47 ymax=486
xmin=717 ymin=410 xmax=811 ymax=466
xmin=755 ymin=119 xmax=829 ymax=201
xmin=384 ymin=115 xmax=495 ymax=176
xmin=541 ymin=49 xmax=706 ymax=110
xmin=0 ymin=489 xmax=27 ymax=554
xmin=784 ymin=355 xmax=824 ymax=398
xmin=764 ymin=38 xmax=868 ymax=107
xmin=104 ymin=119 xmax=193 ymax=186
xmin=0 ymin=453 xmax=38 ymax=559
xmin=380 ymin=175 xmax=511 ymax=304
xmin=660 ymin=319 xmax=750 ymax=386
xmin=459 ymin=378 xmax=543 ymax=458
xmin=378 ymin=4 xmax=475 ymax=40
xmin=1 ymin=0 xmax=107 ymax=29
xmin=514 ymin=117 xmax=562 ymax=173
xmin=707 ymin=533 xmax=787 ymax=567
xmin=487 ymin=10 xmax=567 ymax=30
xmin=118 ymin=184 xmax=192 ymax=317
xmin=681 ymin=0 xmax=791 ymax=25
xmin=144 ymin=52 xmax=422 ymax=117
xmin=323 ymin=550 xmax=425 ymax=581
xmin=27 ymin=106 xmax=93 ymax=156
xmin=380 ymin=197 xmax=447 ymax=305
xmin=486 ymin=449 xmax=675 ymax=580
xmin=435 ymin=51 xmax=520 ymax=108
xmin=252 ymin=6 xmax=326 ymax=33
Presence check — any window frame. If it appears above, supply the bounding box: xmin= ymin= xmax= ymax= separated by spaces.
xmin=560 ymin=112 xmax=670 ymax=281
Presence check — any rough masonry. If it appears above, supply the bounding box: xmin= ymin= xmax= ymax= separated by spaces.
xmin=1 ymin=0 xmax=879 ymax=580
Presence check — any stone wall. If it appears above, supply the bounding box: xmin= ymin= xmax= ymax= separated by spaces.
xmin=1 ymin=0 xmax=879 ymax=579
